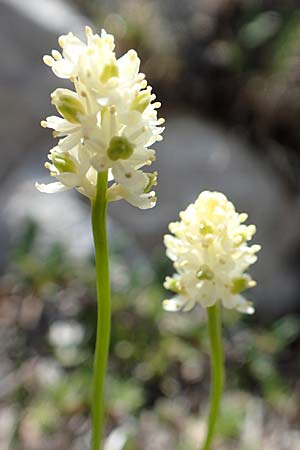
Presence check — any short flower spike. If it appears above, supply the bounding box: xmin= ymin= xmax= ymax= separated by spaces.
xmin=163 ymin=191 xmax=261 ymax=314
xmin=36 ymin=27 xmax=164 ymax=209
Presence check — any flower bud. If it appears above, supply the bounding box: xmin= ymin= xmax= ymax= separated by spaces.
xmin=131 ymin=89 xmax=152 ymax=113
xmin=51 ymin=151 xmax=76 ymax=173
xmin=230 ymin=277 xmax=249 ymax=294
xmin=51 ymin=89 xmax=84 ymax=124
xmin=100 ymin=62 xmax=119 ymax=82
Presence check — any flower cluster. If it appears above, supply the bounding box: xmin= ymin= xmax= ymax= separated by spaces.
xmin=36 ymin=27 xmax=164 ymax=209
xmin=163 ymin=191 xmax=261 ymax=314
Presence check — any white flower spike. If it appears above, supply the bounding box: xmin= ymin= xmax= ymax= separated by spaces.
xmin=37 ymin=27 xmax=164 ymax=209
xmin=163 ymin=191 xmax=261 ymax=314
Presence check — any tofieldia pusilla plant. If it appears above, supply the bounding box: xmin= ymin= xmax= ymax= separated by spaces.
xmin=36 ymin=27 xmax=164 ymax=450
xmin=163 ymin=191 xmax=260 ymax=450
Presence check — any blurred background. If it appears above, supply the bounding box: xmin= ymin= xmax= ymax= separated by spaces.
xmin=0 ymin=0 xmax=300 ymax=449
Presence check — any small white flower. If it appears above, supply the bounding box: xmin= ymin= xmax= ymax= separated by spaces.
xmin=163 ymin=191 xmax=261 ymax=314
xmin=35 ymin=145 xmax=97 ymax=198
xmin=37 ymin=27 xmax=164 ymax=208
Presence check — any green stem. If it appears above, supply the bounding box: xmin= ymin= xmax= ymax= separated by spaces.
xmin=91 ymin=171 xmax=111 ymax=450
xmin=201 ymin=302 xmax=224 ymax=450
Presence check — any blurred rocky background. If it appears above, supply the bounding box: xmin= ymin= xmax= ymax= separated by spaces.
xmin=0 ymin=0 xmax=300 ymax=449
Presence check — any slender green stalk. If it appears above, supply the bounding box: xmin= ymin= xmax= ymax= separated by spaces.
xmin=201 ymin=302 xmax=224 ymax=450
xmin=91 ymin=171 xmax=110 ymax=450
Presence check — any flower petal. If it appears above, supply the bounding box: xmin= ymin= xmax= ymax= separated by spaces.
xmin=35 ymin=181 xmax=70 ymax=193
xmin=112 ymin=165 xmax=148 ymax=193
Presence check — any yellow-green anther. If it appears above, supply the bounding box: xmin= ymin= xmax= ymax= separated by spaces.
xmin=107 ymin=136 xmax=134 ymax=161
xmin=51 ymin=90 xmax=84 ymax=124
xmin=144 ymin=172 xmax=157 ymax=193
xmin=131 ymin=90 xmax=151 ymax=113
xmin=100 ymin=62 xmax=119 ymax=82
xmin=196 ymin=265 xmax=214 ymax=280
xmin=230 ymin=277 xmax=248 ymax=294
xmin=199 ymin=223 xmax=214 ymax=235
xmin=51 ymin=152 xmax=76 ymax=173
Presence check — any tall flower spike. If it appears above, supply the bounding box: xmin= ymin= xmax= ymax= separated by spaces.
xmin=163 ymin=191 xmax=261 ymax=314
xmin=37 ymin=27 xmax=164 ymax=450
xmin=37 ymin=27 xmax=164 ymax=209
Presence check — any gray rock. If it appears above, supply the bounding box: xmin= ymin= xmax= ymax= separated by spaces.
xmin=0 ymin=0 xmax=89 ymax=183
